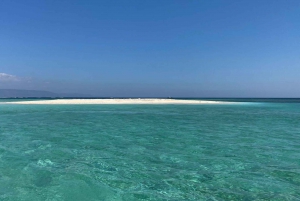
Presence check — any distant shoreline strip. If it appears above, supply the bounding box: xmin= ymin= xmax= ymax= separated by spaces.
xmin=4 ymin=99 xmax=234 ymax=105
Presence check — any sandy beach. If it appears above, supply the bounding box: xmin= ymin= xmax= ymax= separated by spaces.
xmin=6 ymin=99 xmax=229 ymax=105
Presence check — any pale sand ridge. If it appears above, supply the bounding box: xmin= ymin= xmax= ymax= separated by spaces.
xmin=6 ymin=99 xmax=232 ymax=104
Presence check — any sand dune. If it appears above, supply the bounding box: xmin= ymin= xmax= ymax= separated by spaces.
xmin=6 ymin=99 xmax=230 ymax=105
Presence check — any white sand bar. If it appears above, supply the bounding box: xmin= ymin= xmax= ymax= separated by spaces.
xmin=7 ymin=99 xmax=231 ymax=105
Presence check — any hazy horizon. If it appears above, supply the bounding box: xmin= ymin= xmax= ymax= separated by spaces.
xmin=1 ymin=0 xmax=300 ymax=97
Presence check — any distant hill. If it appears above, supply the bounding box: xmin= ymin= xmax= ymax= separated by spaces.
xmin=0 ymin=89 xmax=91 ymax=98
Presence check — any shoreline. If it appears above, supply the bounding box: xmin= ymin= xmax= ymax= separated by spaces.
xmin=4 ymin=98 xmax=232 ymax=105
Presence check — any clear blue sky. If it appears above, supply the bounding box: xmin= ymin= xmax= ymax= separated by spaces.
xmin=1 ymin=0 xmax=299 ymax=97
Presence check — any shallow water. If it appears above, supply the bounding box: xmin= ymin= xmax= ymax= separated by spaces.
xmin=0 ymin=101 xmax=300 ymax=200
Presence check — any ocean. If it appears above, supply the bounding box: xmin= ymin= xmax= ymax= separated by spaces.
xmin=0 ymin=99 xmax=299 ymax=200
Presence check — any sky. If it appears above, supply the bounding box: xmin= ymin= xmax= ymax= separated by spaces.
xmin=0 ymin=0 xmax=300 ymax=97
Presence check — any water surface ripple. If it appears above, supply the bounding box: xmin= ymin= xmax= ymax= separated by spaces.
xmin=0 ymin=102 xmax=300 ymax=200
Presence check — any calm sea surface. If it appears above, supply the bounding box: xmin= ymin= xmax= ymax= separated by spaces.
xmin=0 ymin=99 xmax=299 ymax=200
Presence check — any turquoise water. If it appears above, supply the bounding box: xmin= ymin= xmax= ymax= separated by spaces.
xmin=0 ymin=101 xmax=300 ymax=200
